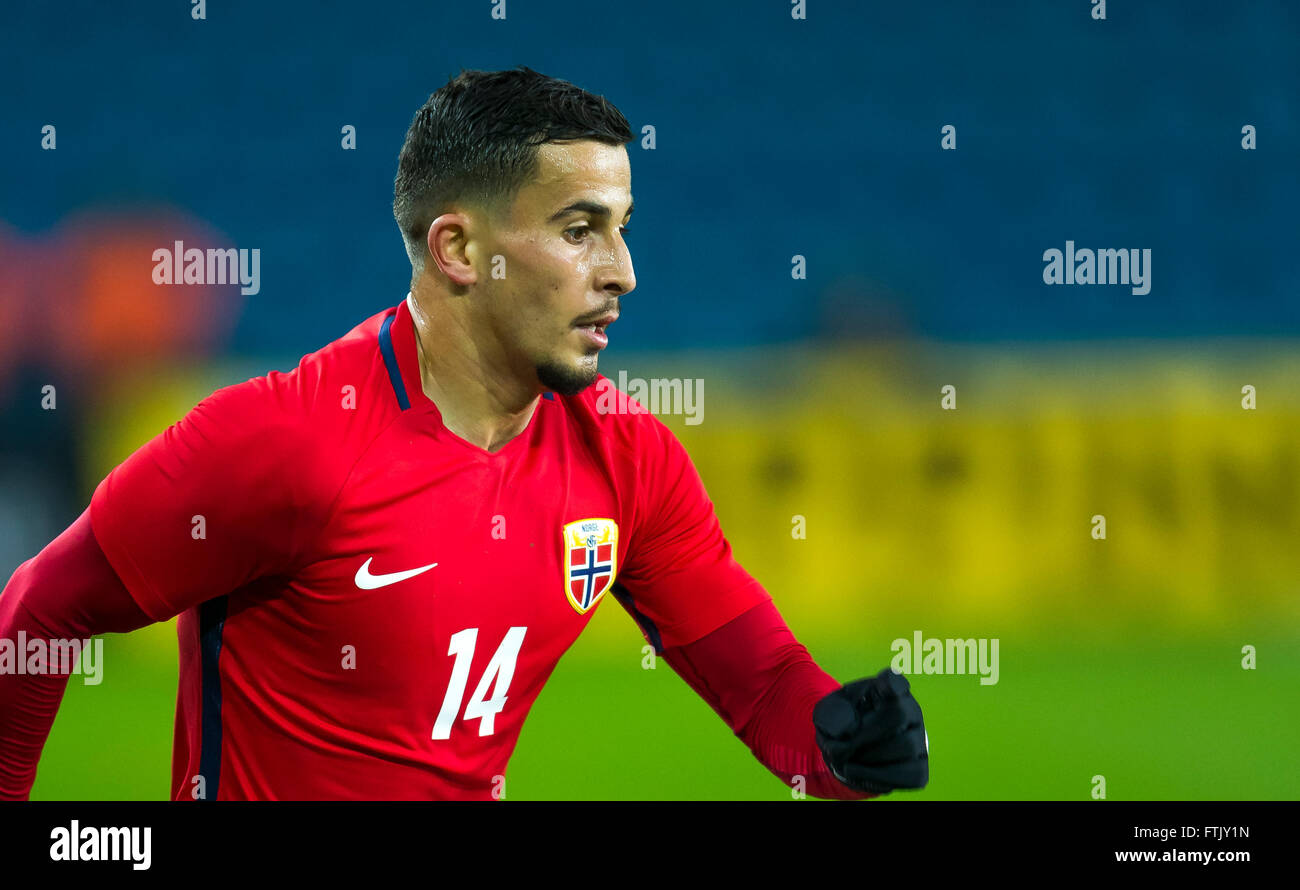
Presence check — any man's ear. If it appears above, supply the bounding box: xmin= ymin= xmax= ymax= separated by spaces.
xmin=425 ymin=213 xmax=477 ymax=287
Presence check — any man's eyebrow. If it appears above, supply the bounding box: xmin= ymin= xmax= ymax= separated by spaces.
xmin=548 ymin=199 xmax=635 ymax=222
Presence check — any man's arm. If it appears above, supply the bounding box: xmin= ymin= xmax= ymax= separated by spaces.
xmin=1 ymin=370 xmax=352 ymax=801
xmin=0 ymin=508 xmax=155 ymax=800
xmin=611 ymin=409 xmax=928 ymax=799
xmin=660 ymin=598 xmax=876 ymax=800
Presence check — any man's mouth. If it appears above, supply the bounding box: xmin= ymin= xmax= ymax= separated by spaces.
xmin=574 ymin=313 xmax=618 ymax=348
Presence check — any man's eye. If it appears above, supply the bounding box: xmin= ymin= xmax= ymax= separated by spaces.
xmin=564 ymin=226 xmax=589 ymax=242
xmin=619 ymin=225 xmax=631 ymax=237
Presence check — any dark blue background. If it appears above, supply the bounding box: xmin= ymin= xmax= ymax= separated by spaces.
xmin=2 ymin=0 xmax=1296 ymax=355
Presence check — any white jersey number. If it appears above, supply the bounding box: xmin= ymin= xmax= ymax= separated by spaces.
xmin=432 ymin=626 xmax=528 ymax=739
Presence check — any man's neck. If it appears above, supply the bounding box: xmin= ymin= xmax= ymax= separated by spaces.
xmin=406 ymin=292 xmax=540 ymax=454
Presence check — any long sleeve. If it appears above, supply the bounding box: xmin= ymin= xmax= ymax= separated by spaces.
xmin=0 ymin=508 xmax=154 ymax=799
xmin=660 ymin=599 xmax=876 ymax=801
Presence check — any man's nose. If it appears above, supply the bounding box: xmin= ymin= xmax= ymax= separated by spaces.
xmin=597 ymin=239 xmax=635 ymax=296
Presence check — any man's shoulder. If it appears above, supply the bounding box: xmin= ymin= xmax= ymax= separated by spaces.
xmin=185 ymin=305 xmax=399 ymax=450
xmin=560 ymin=374 xmax=674 ymax=458
xmin=280 ymin=304 xmax=394 ymax=405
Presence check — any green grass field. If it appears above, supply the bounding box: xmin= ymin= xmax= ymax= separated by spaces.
xmin=29 ymin=605 xmax=1299 ymax=801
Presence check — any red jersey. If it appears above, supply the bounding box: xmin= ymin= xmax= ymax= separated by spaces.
xmin=89 ymin=296 xmax=770 ymax=800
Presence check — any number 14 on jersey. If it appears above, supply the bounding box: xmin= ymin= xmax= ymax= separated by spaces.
xmin=432 ymin=627 xmax=527 ymax=739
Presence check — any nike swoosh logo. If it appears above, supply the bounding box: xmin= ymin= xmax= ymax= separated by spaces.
xmin=354 ymin=557 xmax=438 ymax=590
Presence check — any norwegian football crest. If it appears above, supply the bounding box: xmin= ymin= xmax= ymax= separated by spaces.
xmin=562 ymin=518 xmax=619 ymax=614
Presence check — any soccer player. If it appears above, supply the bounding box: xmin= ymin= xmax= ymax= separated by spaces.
xmin=0 ymin=67 xmax=928 ymax=801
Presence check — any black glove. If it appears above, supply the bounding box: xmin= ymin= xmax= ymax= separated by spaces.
xmin=813 ymin=667 xmax=929 ymax=795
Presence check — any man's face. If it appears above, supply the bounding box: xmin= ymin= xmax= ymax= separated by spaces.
xmin=476 ymin=140 xmax=635 ymax=396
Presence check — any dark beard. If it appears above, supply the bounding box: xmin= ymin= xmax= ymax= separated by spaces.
xmin=536 ymin=357 xmax=598 ymax=397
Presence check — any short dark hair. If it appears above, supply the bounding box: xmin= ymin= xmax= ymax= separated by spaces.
xmin=393 ymin=66 xmax=633 ymax=269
